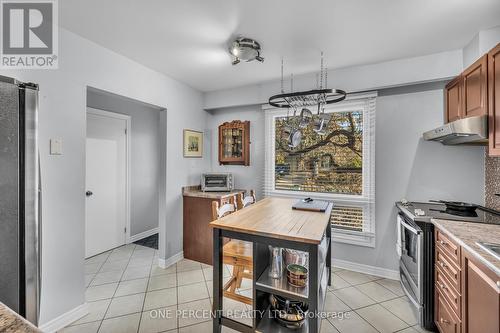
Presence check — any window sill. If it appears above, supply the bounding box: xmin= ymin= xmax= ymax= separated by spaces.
xmin=332 ymin=229 xmax=375 ymax=248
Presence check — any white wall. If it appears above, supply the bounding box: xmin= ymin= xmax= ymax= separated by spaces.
xmin=332 ymin=86 xmax=484 ymax=271
xmin=86 ymin=89 xmax=162 ymax=236
xmin=462 ymin=25 xmax=500 ymax=68
xmin=206 ymin=83 xmax=485 ymax=272
xmin=204 ymin=50 xmax=463 ymax=110
xmin=0 ymin=28 xmax=210 ymax=325
xmin=206 ymin=106 xmax=265 ymax=199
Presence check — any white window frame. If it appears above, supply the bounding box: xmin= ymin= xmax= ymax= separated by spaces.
xmin=263 ymin=92 xmax=376 ymax=247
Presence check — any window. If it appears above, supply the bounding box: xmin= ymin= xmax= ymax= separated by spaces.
xmin=264 ymin=92 xmax=376 ymax=247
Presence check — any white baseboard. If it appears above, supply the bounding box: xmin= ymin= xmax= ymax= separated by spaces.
xmin=39 ymin=303 xmax=88 ymax=333
xmin=158 ymin=251 xmax=183 ymax=269
xmin=332 ymin=258 xmax=399 ymax=280
xmin=127 ymin=227 xmax=158 ymax=243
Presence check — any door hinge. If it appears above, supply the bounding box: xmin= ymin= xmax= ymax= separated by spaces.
xmin=125 ymin=128 xmax=127 ymax=134
xmin=124 ymin=227 xmax=127 ymax=233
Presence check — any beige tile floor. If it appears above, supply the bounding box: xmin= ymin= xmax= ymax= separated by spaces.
xmin=60 ymin=244 xmax=432 ymax=333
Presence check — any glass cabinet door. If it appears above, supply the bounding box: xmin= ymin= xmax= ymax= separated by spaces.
xmin=222 ymin=128 xmax=243 ymax=159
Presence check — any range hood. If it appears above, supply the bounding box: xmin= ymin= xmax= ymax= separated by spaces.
xmin=423 ymin=115 xmax=488 ymax=145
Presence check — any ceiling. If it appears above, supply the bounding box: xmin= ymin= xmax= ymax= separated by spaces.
xmin=60 ymin=0 xmax=500 ymax=92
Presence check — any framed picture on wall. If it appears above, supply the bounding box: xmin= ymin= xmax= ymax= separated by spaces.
xmin=183 ymin=129 xmax=203 ymax=158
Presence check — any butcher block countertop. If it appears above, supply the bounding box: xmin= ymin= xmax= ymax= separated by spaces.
xmin=0 ymin=302 xmax=40 ymax=333
xmin=182 ymin=186 xmax=244 ymax=199
xmin=432 ymin=218 xmax=500 ymax=276
xmin=210 ymin=197 xmax=333 ymax=244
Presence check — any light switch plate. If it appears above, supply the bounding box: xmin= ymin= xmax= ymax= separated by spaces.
xmin=50 ymin=138 xmax=63 ymax=155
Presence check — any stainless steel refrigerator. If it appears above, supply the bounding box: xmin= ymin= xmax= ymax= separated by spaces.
xmin=0 ymin=75 xmax=41 ymax=325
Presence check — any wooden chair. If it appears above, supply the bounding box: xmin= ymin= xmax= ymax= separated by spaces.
xmin=212 ymin=195 xmax=253 ymax=305
xmin=237 ymin=189 xmax=256 ymax=210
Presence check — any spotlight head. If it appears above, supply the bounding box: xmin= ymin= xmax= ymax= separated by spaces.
xmin=228 ymin=36 xmax=264 ymax=65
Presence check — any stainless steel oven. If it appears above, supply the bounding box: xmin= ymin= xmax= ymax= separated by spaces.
xmin=396 ymin=204 xmax=437 ymax=332
xmin=398 ymin=214 xmax=423 ymax=308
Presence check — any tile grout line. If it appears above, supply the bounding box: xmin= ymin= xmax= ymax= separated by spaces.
xmin=376 ymin=295 xmax=418 ymax=328
xmin=133 ymin=244 xmax=155 ymax=333
xmin=175 ymin=260 xmax=180 ymax=331
xmin=326 ymin=283 xmax=410 ymax=333
xmin=98 ymin=244 xmax=137 ymax=332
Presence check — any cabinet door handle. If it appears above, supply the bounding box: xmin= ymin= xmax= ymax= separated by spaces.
xmin=438 ymin=261 xmax=447 ymax=268
xmin=439 ymin=240 xmax=448 ymax=246
xmin=440 ymin=318 xmax=450 ymax=324
xmin=439 ymin=283 xmax=448 ymax=291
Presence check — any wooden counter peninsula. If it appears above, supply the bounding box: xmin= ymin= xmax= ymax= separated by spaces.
xmin=210 ymin=197 xmax=333 ymax=333
xmin=183 ymin=186 xmax=245 ymax=265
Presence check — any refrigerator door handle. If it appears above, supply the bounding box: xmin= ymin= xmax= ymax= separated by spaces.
xmin=37 ymin=153 xmax=42 ymax=324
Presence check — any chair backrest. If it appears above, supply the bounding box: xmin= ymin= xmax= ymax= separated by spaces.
xmin=212 ymin=195 xmax=237 ymax=221
xmin=238 ymin=190 xmax=256 ymax=209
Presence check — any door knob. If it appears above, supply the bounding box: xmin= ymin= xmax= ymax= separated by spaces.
xmin=86 ymin=190 xmax=93 ymax=197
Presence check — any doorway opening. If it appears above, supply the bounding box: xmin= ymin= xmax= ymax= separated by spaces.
xmin=85 ymin=87 xmax=166 ymax=259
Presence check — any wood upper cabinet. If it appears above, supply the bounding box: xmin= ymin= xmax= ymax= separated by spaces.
xmin=445 ymin=76 xmax=463 ymax=122
xmin=462 ymin=250 xmax=500 ymax=333
xmin=462 ymin=55 xmax=488 ymax=118
xmin=218 ymin=120 xmax=250 ymax=165
xmin=489 ymin=43 xmax=500 ymax=156
xmin=445 ymin=55 xmax=488 ymax=123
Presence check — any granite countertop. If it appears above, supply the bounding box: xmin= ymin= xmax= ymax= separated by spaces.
xmin=0 ymin=302 xmax=40 ymax=333
xmin=431 ymin=218 xmax=500 ymax=276
xmin=182 ymin=186 xmax=245 ymax=199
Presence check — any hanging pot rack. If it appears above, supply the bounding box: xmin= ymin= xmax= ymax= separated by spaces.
xmin=269 ymin=53 xmax=348 ymax=148
xmin=268 ymin=88 xmax=346 ymax=109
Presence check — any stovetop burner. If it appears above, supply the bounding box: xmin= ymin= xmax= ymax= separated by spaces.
xmin=428 ymin=207 xmax=478 ymax=218
xmin=402 ymin=201 xmax=500 ymax=225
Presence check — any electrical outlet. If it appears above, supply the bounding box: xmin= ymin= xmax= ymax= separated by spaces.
xmin=50 ymin=138 xmax=63 ymax=155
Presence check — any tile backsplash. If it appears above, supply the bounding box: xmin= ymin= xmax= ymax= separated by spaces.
xmin=485 ymin=154 xmax=500 ymax=211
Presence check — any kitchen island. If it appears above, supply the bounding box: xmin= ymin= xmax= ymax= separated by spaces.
xmin=210 ymin=197 xmax=333 ymax=333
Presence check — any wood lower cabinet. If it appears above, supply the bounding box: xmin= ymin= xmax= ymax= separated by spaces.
xmin=435 ymin=229 xmax=462 ymax=332
xmin=462 ymin=251 xmax=500 ymax=333
xmin=445 ymin=76 xmax=463 ymax=122
xmin=463 ymin=55 xmax=488 ymax=118
xmin=435 ymin=226 xmax=500 ymax=333
xmin=183 ymin=188 xmax=244 ymax=265
xmin=436 ymin=289 xmax=462 ymax=333
xmin=489 ymin=43 xmax=500 ymax=156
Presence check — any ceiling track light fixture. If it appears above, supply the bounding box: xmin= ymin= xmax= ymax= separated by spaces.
xmin=229 ymin=37 xmax=264 ymax=65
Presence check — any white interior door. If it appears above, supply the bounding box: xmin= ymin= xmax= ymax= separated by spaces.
xmin=86 ymin=109 xmax=128 ymax=258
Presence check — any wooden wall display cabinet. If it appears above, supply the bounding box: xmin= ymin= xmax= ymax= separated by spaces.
xmin=444 ymin=43 xmax=500 ymax=156
xmin=434 ymin=227 xmax=500 ymax=333
xmin=218 ymin=120 xmax=250 ymax=165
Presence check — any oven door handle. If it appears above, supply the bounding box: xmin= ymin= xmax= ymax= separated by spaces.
xmin=399 ymin=218 xmax=421 ymax=235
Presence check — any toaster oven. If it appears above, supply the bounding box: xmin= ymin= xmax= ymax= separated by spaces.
xmin=201 ymin=173 xmax=233 ymax=192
